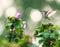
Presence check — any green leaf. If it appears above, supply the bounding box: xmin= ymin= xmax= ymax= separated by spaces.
xmin=36 ymin=33 xmax=43 ymax=37
xmin=39 ymin=39 xmax=44 ymax=44
xmin=43 ymin=32 xmax=50 ymax=39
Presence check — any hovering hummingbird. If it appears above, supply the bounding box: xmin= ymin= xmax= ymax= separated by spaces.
xmin=41 ymin=10 xmax=56 ymax=20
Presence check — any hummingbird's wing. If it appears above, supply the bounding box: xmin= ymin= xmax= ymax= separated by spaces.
xmin=45 ymin=10 xmax=56 ymax=20
xmin=48 ymin=11 xmax=56 ymax=17
xmin=40 ymin=10 xmax=56 ymax=20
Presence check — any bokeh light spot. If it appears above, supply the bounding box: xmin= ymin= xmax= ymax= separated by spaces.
xmin=30 ymin=9 xmax=42 ymax=22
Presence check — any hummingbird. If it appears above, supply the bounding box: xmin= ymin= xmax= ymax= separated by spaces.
xmin=41 ymin=10 xmax=56 ymax=20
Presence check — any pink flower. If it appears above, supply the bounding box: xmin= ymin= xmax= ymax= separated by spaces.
xmin=16 ymin=13 xmax=22 ymax=19
xmin=23 ymin=30 xmax=27 ymax=35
